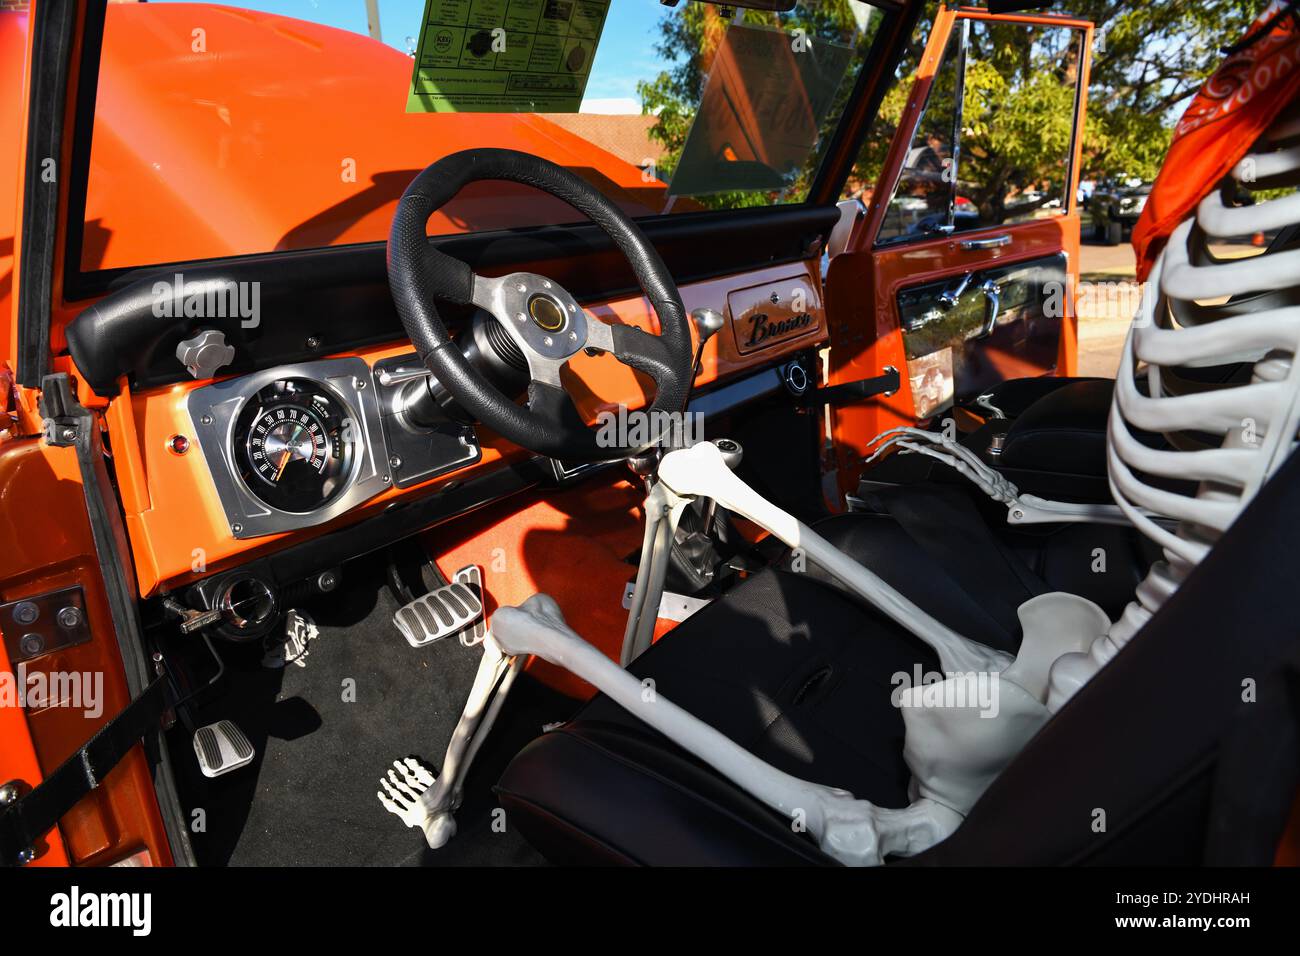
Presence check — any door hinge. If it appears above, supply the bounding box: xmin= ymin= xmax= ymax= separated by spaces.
xmin=36 ymin=372 xmax=87 ymax=447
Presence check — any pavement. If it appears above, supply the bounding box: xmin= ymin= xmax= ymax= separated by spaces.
xmin=1076 ymin=237 xmax=1139 ymax=378
xmin=1074 ymin=229 xmax=1262 ymax=377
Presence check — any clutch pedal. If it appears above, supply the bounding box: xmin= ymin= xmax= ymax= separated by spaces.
xmin=394 ymin=564 xmax=485 ymax=648
xmin=193 ymin=719 xmax=255 ymax=778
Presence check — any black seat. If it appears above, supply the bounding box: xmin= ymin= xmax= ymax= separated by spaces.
xmin=496 ymin=456 xmax=1300 ymax=866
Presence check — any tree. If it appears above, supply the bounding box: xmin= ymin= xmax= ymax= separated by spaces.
xmin=639 ymin=0 xmax=1262 ymax=210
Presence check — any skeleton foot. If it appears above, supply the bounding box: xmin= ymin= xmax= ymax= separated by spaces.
xmin=378 ymin=634 xmax=518 ymax=849
xmin=377 ymin=758 xmax=457 ymax=845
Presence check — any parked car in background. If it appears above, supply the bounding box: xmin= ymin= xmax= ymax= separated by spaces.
xmin=1089 ymin=178 xmax=1152 ymax=244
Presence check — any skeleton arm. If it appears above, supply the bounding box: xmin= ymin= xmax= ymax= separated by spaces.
xmin=863 ymin=425 xmax=1157 ymax=528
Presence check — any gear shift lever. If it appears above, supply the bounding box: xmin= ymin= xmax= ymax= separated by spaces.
xmin=628 ymin=308 xmax=724 ymax=487
xmin=688 ymin=308 xmax=725 ymax=393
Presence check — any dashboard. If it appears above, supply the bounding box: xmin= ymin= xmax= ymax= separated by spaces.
xmin=101 ymin=259 xmax=828 ymax=604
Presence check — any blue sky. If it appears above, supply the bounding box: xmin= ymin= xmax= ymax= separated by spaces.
xmin=172 ymin=0 xmax=674 ymax=111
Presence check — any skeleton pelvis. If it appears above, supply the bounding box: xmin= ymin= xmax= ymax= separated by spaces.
xmin=899 ymin=592 xmax=1109 ymax=817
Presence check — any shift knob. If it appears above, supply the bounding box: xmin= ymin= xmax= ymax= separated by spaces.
xmin=712 ymin=438 xmax=743 ymax=470
xmin=690 ymin=308 xmax=725 ymax=344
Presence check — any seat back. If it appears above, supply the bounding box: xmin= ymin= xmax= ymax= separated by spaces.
xmin=908 ymin=448 xmax=1300 ymax=865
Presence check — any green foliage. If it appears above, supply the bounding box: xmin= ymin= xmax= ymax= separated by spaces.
xmin=638 ymin=0 xmax=1262 ymax=209
xmin=1078 ymin=0 xmax=1259 ymax=179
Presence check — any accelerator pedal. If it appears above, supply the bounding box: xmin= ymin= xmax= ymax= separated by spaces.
xmin=193 ymin=720 xmax=255 ymax=778
xmin=394 ymin=565 xmax=485 ymax=648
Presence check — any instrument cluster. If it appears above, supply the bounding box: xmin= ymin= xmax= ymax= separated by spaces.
xmin=185 ymin=356 xmax=480 ymax=539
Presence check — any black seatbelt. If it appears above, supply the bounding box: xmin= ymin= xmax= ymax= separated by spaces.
xmin=0 ymin=675 xmax=169 ymax=865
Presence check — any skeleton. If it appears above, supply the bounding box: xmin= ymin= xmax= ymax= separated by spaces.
xmin=388 ymin=111 xmax=1300 ymax=863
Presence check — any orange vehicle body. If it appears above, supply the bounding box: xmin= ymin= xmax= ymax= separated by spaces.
xmin=0 ymin=2 xmax=828 ymax=866
xmin=1 ymin=0 xmax=1110 ymax=869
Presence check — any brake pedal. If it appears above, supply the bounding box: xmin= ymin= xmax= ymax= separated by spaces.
xmin=193 ymin=720 xmax=255 ymax=778
xmin=394 ymin=565 xmax=485 ymax=648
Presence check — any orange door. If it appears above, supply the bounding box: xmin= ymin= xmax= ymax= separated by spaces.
xmin=1 ymin=3 xmax=176 ymax=868
xmin=824 ymin=6 xmax=1093 ymax=499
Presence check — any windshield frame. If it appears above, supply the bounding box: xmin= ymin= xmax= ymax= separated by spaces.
xmin=59 ymin=0 xmax=917 ymax=302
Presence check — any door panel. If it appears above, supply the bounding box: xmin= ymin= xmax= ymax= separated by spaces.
xmin=898 ymin=252 xmax=1066 ymax=416
xmin=823 ymin=6 xmax=1092 ymax=500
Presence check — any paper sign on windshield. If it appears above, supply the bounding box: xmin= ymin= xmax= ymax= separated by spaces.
xmin=406 ymin=0 xmax=610 ymax=113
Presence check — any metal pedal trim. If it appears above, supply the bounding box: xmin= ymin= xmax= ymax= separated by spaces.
xmin=394 ymin=566 xmax=486 ymax=648
xmin=193 ymin=719 xmax=255 ymax=778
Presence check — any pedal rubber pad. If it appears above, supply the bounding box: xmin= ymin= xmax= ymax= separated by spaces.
xmin=394 ymin=566 xmax=485 ymax=648
xmin=193 ymin=720 xmax=255 ymax=778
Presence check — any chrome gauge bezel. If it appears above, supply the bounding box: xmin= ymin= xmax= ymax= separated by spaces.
xmin=186 ymin=357 xmax=390 ymax=539
xmin=234 ymin=380 xmax=355 ymax=513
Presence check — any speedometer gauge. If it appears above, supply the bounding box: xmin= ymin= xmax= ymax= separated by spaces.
xmin=232 ymin=378 xmax=354 ymax=513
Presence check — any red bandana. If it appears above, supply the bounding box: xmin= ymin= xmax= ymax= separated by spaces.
xmin=1132 ymin=1 xmax=1300 ymax=280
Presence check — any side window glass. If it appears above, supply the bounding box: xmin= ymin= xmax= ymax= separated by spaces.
xmin=863 ymin=18 xmax=1085 ymax=245
xmin=953 ymin=20 xmax=1083 ymax=233
xmin=874 ymin=29 xmax=962 ymax=243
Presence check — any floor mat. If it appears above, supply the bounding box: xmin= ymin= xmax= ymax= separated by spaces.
xmin=175 ymin=562 xmax=580 ymax=866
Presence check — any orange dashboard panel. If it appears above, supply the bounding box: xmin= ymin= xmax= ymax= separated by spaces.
xmin=109 ymin=261 xmax=826 ymax=597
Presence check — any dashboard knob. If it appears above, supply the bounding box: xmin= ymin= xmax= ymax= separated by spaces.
xmin=690 ymin=308 xmax=725 ymax=345
xmin=176 ymin=330 xmax=235 ymax=380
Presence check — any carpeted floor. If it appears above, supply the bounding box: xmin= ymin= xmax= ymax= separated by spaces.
xmin=173 ymin=561 xmax=580 ymax=867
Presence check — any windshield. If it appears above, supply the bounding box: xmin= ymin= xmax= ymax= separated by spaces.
xmin=80 ymin=0 xmax=887 ymax=274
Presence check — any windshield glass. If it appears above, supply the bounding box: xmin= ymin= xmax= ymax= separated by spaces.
xmin=81 ymin=0 xmax=886 ymax=274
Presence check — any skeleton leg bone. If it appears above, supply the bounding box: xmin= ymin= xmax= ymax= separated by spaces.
xmin=380 ymin=635 xmax=518 ymax=848
xmin=494 ymin=593 xmax=964 ymax=866
xmin=656 ymin=440 xmax=1018 ymax=675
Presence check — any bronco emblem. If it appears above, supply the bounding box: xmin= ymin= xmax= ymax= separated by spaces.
xmin=743 ymin=310 xmax=814 ymax=349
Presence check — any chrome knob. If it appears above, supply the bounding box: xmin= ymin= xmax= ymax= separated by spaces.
xmin=176 ymin=330 xmax=235 ymax=380
xmin=690 ymin=308 xmax=725 ymax=344
xmin=712 ymin=438 xmax=743 ymax=470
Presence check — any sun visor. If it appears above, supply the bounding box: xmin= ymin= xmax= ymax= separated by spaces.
xmin=668 ymin=23 xmax=852 ymax=198
xmin=406 ymin=0 xmax=611 ymax=113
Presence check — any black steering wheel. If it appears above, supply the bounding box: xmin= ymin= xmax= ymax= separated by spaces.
xmin=387 ymin=149 xmax=694 ymax=460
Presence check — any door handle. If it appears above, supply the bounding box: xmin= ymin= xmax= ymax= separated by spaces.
xmin=978 ymin=279 xmax=1001 ymax=337
xmin=960 ymin=234 xmax=1012 ymax=250
xmin=937 ymin=272 xmax=973 ymax=310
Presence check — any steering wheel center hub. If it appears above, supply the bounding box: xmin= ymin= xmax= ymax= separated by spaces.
xmin=471 ymin=272 xmax=590 ymax=374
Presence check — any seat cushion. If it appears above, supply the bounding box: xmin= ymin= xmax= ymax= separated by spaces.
xmin=496 ymin=489 xmax=1161 ymax=865
xmin=496 ymin=567 xmax=939 ymax=865
xmin=999 ymin=378 xmax=1114 ymax=478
